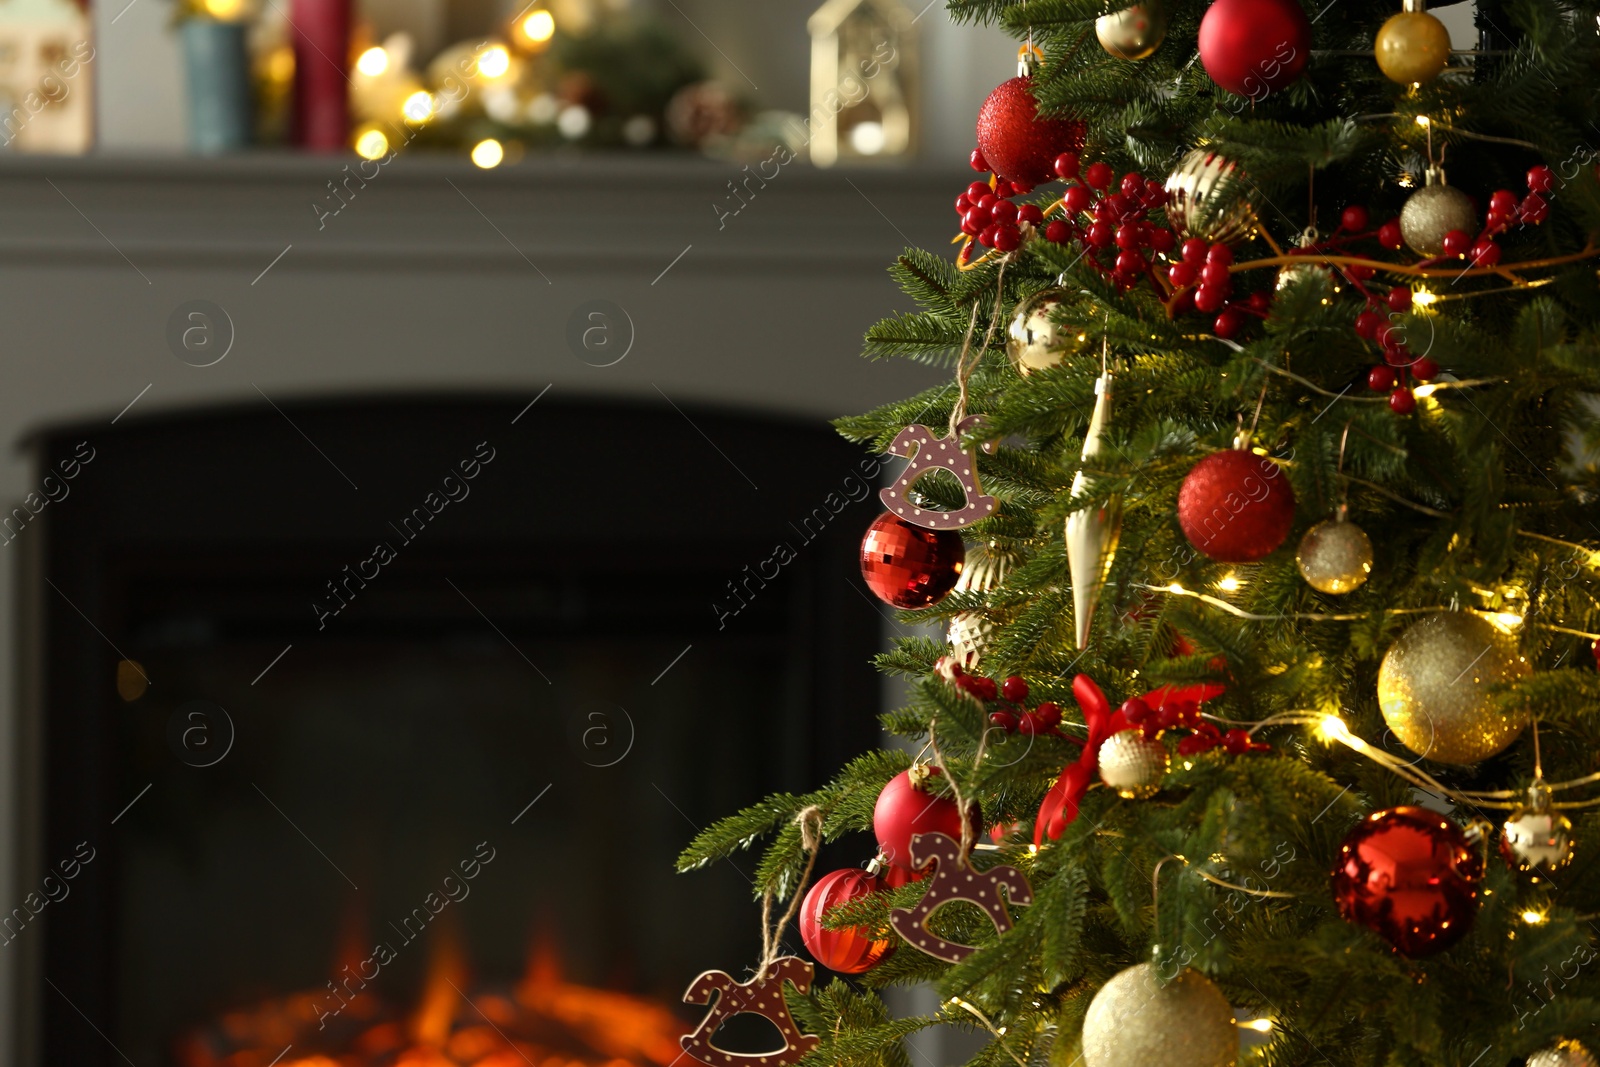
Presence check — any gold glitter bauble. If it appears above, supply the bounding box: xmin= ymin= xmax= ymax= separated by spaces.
xmin=1374 ymin=3 xmax=1451 ymax=85
xmin=1164 ymin=149 xmax=1255 ymax=246
xmin=947 ymin=543 xmax=1013 ymax=667
xmin=1296 ymin=518 xmax=1373 ymax=594
xmin=1502 ymin=783 xmax=1574 ymax=874
xmin=1096 ymin=0 xmax=1168 ymax=60
xmin=1082 ymin=963 xmax=1237 ymax=1067
xmin=1097 ymin=731 xmax=1169 ymax=799
xmin=1529 ymin=1042 xmax=1600 ymax=1067
xmin=1400 ymin=172 xmax=1477 ymax=256
xmin=1377 ymin=612 xmax=1531 ymax=764
xmin=1005 ymin=290 xmax=1088 ymax=376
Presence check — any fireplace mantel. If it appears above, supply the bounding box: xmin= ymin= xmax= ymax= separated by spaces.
xmin=0 ymin=152 xmax=958 ymax=1061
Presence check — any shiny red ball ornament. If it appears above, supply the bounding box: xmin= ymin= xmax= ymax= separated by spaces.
xmin=874 ymin=768 xmax=976 ymax=870
xmin=976 ymin=77 xmax=1087 ymax=187
xmin=799 ymin=868 xmax=895 ymax=974
xmin=1177 ymin=449 xmax=1297 ymax=562
xmin=1197 ymin=0 xmax=1311 ymax=96
xmin=1331 ymin=806 xmax=1484 ymax=957
xmin=860 ymin=513 xmax=965 ymax=609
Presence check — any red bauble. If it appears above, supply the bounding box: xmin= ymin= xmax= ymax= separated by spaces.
xmin=860 ymin=513 xmax=964 ymax=609
xmin=874 ymin=769 xmax=976 ymax=870
xmin=1198 ymin=0 xmax=1311 ymax=96
xmin=1331 ymin=806 xmax=1483 ymax=957
xmin=976 ymin=76 xmax=1087 ymax=187
xmin=799 ymin=869 xmax=895 ymax=974
xmin=1176 ymin=449 xmax=1297 ymax=562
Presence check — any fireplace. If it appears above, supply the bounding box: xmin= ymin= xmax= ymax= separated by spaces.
xmin=17 ymin=396 xmax=881 ymax=1066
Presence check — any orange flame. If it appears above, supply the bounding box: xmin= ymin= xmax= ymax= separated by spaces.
xmin=410 ymin=922 xmax=467 ymax=1048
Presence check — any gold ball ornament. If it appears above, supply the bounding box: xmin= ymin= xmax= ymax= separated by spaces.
xmin=1377 ymin=612 xmax=1532 ymax=764
xmin=1098 ymin=730 xmax=1170 ymax=799
xmin=1529 ymin=1042 xmax=1600 ymax=1067
xmin=946 ymin=543 xmax=1014 ymax=668
xmin=1081 ymin=963 xmax=1237 ymax=1067
xmin=1096 ymin=1 xmax=1168 ymax=60
xmin=1374 ymin=0 xmax=1452 ymax=85
xmin=1400 ymin=166 xmax=1477 ymax=256
xmin=1502 ymin=782 xmax=1574 ymax=874
xmin=1164 ymin=149 xmax=1255 ymax=246
xmin=1006 ymin=290 xmax=1088 ymax=376
xmin=1296 ymin=515 xmax=1373 ymax=594
xmin=1275 ymin=228 xmax=1333 ymax=293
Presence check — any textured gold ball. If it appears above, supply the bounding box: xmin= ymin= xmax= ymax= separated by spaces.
xmin=1098 ymin=731 xmax=1170 ymax=799
xmin=1296 ymin=519 xmax=1373 ymax=594
xmin=1374 ymin=10 xmax=1452 ymax=84
xmin=1164 ymin=149 xmax=1255 ymax=245
xmin=1096 ymin=1 xmax=1168 ymax=60
xmin=946 ymin=544 xmax=1013 ymax=667
xmin=1529 ymin=1042 xmax=1600 ymax=1067
xmin=1082 ymin=963 xmax=1237 ymax=1067
xmin=1006 ymin=291 xmax=1087 ymax=376
xmin=1400 ymin=183 xmax=1477 ymax=256
xmin=1377 ymin=612 xmax=1531 ymax=764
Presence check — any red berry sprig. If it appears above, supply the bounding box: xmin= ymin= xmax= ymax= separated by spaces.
xmin=934 ymin=660 xmax=1070 ymax=739
xmin=1119 ymin=696 xmax=1271 ymax=758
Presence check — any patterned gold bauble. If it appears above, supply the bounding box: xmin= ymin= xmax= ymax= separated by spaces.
xmin=1529 ymin=1041 xmax=1600 ymax=1067
xmin=1164 ymin=149 xmax=1255 ymax=246
xmin=1502 ymin=782 xmax=1574 ymax=874
xmin=1377 ymin=612 xmax=1532 ymax=764
xmin=946 ymin=543 xmax=1014 ymax=668
xmin=1096 ymin=0 xmax=1168 ymax=60
xmin=1374 ymin=0 xmax=1452 ymax=85
xmin=1296 ymin=516 xmax=1373 ymax=594
xmin=1005 ymin=290 xmax=1088 ymax=376
xmin=1098 ymin=730 xmax=1169 ymax=799
xmin=1081 ymin=963 xmax=1237 ymax=1067
xmin=1400 ymin=165 xmax=1477 ymax=256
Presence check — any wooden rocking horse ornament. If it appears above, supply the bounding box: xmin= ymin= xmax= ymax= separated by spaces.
xmin=879 ymin=416 xmax=998 ymax=530
xmin=889 ymin=831 xmax=1033 ymax=963
xmin=678 ymin=956 xmax=821 ymax=1067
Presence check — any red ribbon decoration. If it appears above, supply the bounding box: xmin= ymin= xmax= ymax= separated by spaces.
xmin=1033 ymin=676 xmax=1225 ymax=845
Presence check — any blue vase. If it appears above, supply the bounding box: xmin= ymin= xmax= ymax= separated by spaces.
xmin=182 ymin=20 xmax=252 ymax=154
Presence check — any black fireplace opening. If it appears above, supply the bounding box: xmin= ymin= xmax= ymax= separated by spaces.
xmin=22 ymin=396 xmax=882 ymax=1067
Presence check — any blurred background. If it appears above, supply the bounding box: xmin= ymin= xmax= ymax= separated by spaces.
xmin=0 ymin=0 xmax=1026 ymax=1064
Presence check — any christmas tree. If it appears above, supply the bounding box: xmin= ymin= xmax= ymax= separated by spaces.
xmin=675 ymin=0 xmax=1600 ymax=1064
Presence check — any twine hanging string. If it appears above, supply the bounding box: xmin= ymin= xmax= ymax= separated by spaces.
xmin=949 ymin=258 xmax=1010 ymax=437
xmin=926 ymin=716 xmax=986 ymax=870
xmin=755 ymin=805 xmax=824 ymax=980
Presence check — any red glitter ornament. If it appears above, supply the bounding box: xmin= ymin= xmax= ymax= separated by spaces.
xmin=1176 ymin=449 xmax=1297 ymax=562
xmin=1331 ymin=806 xmax=1483 ymax=957
xmin=874 ymin=768 xmax=976 ymax=870
xmin=799 ymin=869 xmax=895 ymax=974
xmin=859 ymin=513 xmax=964 ymax=609
xmin=976 ymin=76 xmax=1087 ymax=187
xmin=1197 ymin=0 xmax=1311 ymax=96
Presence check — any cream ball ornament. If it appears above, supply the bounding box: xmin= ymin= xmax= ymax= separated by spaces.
xmin=1097 ymin=730 xmax=1170 ymax=799
xmin=1529 ymin=1042 xmax=1600 ymax=1067
xmin=1377 ymin=611 xmax=1532 ymax=764
xmin=1081 ymin=962 xmax=1237 ymax=1067
xmin=1296 ymin=511 xmax=1374 ymax=594
xmin=1400 ymin=164 xmax=1477 ymax=256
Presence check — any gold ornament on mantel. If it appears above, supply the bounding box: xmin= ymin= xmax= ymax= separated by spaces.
xmin=1400 ymin=164 xmax=1477 ymax=256
xmin=1377 ymin=611 xmax=1532 ymax=764
xmin=1081 ymin=963 xmax=1238 ymax=1067
xmin=1164 ymin=148 xmax=1256 ymax=246
xmin=1296 ymin=509 xmax=1373 ymax=594
xmin=1374 ymin=0 xmax=1453 ymax=85
xmin=1096 ymin=0 xmax=1168 ymax=60
xmin=1528 ymin=1042 xmax=1600 ymax=1067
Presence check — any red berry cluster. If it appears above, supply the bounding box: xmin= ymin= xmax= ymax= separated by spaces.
xmin=1041 ymin=152 xmax=1179 ymax=290
xmin=955 ymin=149 xmax=1046 ymax=254
xmin=1165 ymin=239 xmax=1270 ymax=339
xmin=937 ymin=660 xmax=1065 ymax=736
xmin=1118 ymin=695 xmax=1270 ymax=757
